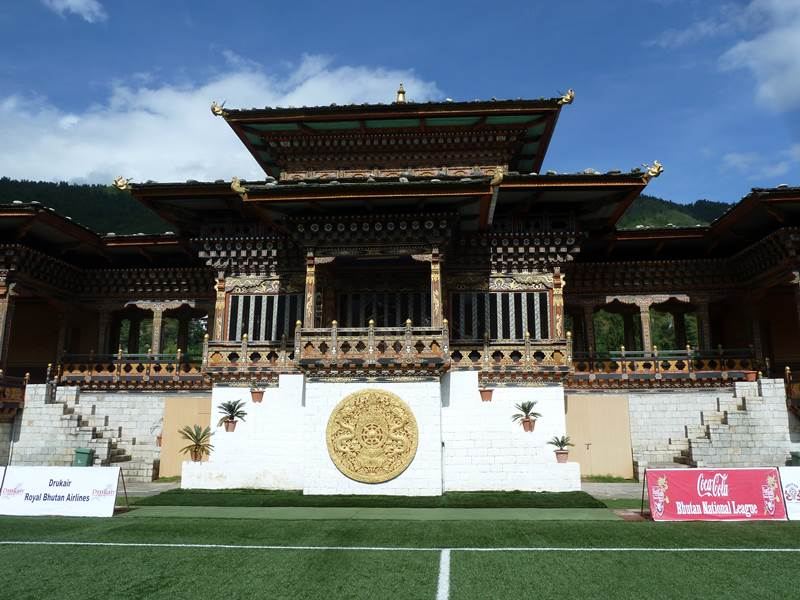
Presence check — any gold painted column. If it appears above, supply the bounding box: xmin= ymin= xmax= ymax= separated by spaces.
xmin=212 ymin=277 xmax=226 ymax=340
xmin=430 ymin=250 xmax=443 ymax=328
xmin=304 ymin=254 xmax=316 ymax=328
xmin=637 ymin=299 xmax=653 ymax=352
xmin=552 ymin=269 xmax=565 ymax=338
xmin=150 ymin=308 xmax=164 ymax=355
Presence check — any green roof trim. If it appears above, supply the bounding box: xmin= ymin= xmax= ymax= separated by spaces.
xmin=364 ymin=118 xmax=421 ymax=129
xmin=485 ymin=115 xmax=542 ymax=125
xmin=249 ymin=123 xmax=300 ymax=132
xmin=244 ymin=132 xmax=263 ymax=145
xmin=519 ymin=142 xmax=540 ymax=156
xmin=525 ymin=122 xmax=547 ymax=137
xmin=516 ymin=159 xmax=535 ymax=172
xmin=304 ymin=121 xmax=361 ymax=130
xmin=424 ymin=117 xmax=482 ymax=127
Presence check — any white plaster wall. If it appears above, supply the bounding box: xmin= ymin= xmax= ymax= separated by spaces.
xmin=302 ymin=380 xmax=442 ymax=496
xmin=182 ymin=375 xmax=305 ymax=489
xmin=441 ymin=371 xmax=580 ymax=492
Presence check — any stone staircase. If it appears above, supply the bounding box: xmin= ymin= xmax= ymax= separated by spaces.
xmin=636 ymin=382 xmax=791 ymax=479
xmin=11 ymin=385 xmax=159 ymax=482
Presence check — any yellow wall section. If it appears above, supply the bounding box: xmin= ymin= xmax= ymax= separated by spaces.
xmin=565 ymin=393 xmax=633 ymax=479
xmin=160 ymin=395 xmax=212 ymax=478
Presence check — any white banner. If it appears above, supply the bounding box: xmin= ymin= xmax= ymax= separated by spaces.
xmin=779 ymin=466 xmax=800 ymax=521
xmin=0 ymin=466 xmax=119 ymax=517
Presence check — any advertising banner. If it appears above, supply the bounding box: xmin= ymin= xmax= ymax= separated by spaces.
xmin=0 ymin=466 xmax=119 ymax=517
xmin=778 ymin=466 xmax=800 ymax=521
xmin=646 ymin=468 xmax=786 ymax=522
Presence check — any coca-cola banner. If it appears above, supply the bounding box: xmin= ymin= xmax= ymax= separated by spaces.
xmin=646 ymin=468 xmax=787 ymax=522
xmin=778 ymin=467 xmax=800 ymax=521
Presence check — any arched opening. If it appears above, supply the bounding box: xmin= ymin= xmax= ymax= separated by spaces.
xmin=593 ymin=300 xmax=642 ymax=353
xmin=650 ymin=299 xmax=699 ymax=350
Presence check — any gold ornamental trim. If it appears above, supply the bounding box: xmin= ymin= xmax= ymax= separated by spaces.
xmin=326 ymin=389 xmax=418 ymax=484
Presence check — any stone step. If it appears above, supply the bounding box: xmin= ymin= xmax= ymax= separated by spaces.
xmin=701 ymin=411 xmax=727 ymax=426
xmin=685 ymin=424 xmax=710 ymax=439
xmin=673 ymin=455 xmax=695 ymax=466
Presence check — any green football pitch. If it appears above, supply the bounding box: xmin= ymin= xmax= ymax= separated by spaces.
xmin=1 ymin=515 xmax=799 ymax=599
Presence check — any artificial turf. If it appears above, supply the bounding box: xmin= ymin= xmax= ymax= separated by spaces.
xmin=2 ymin=517 xmax=799 ymax=599
xmin=133 ymin=489 xmax=607 ymax=509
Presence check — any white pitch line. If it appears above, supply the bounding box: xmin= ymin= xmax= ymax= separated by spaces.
xmin=1 ymin=541 xmax=800 ymax=553
xmin=436 ymin=549 xmax=450 ymax=600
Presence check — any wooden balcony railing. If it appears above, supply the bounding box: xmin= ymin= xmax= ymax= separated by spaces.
xmin=569 ymin=346 xmax=758 ymax=388
xmin=57 ymin=352 xmax=209 ymax=390
xmin=205 ymin=337 xmax=294 ymax=384
xmin=297 ymin=320 xmax=448 ymax=375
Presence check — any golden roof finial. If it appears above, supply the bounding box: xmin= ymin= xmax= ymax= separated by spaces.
xmin=558 ymin=89 xmax=575 ymax=105
xmin=643 ymin=160 xmax=664 ymax=181
xmin=231 ymin=177 xmax=247 ymax=195
xmin=112 ymin=176 xmax=131 ymax=190
xmin=211 ymin=100 xmax=227 ymax=117
xmin=395 ymin=83 xmax=407 ymax=104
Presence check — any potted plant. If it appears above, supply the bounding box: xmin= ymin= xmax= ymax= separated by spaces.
xmin=548 ymin=435 xmax=574 ymax=463
xmin=250 ymin=388 xmax=264 ymax=403
xmin=178 ymin=424 xmax=214 ymax=462
xmin=218 ymin=399 xmax=247 ymax=432
xmin=479 ymin=388 xmax=493 ymax=402
xmin=511 ymin=400 xmax=542 ymax=432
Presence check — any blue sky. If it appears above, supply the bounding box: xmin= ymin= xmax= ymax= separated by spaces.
xmin=0 ymin=0 xmax=798 ymax=204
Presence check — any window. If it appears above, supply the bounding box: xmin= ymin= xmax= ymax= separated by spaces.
xmin=450 ymin=291 xmax=550 ymax=341
xmin=227 ymin=294 xmax=303 ymax=341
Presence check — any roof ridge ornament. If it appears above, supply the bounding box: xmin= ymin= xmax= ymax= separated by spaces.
xmin=557 ymin=89 xmax=575 ymax=105
xmin=211 ymin=100 xmax=228 ymax=117
xmin=231 ymin=177 xmax=247 ymax=195
xmin=112 ymin=176 xmax=131 ymax=190
xmin=490 ymin=165 xmax=504 ymax=186
xmin=643 ymin=160 xmax=664 ymax=181
xmin=395 ymin=83 xmax=407 ymax=104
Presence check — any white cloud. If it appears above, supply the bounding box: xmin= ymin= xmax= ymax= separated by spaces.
xmin=0 ymin=55 xmax=441 ymax=184
xmin=722 ymin=145 xmax=800 ymax=180
xmin=42 ymin=0 xmax=107 ymax=23
xmin=720 ymin=1 xmax=800 ymax=110
xmin=648 ymin=0 xmax=800 ymax=110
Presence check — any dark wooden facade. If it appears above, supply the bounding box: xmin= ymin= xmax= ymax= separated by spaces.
xmin=2 ymin=95 xmax=798 ymax=394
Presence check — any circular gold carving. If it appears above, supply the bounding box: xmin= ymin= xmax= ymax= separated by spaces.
xmin=326 ymin=389 xmax=419 ymax=484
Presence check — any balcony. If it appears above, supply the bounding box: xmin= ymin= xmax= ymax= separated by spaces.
xmin=449 ymin=336 xmax=572 ymax=386
xmin=0 ymin=372 xmax=26 ymax=417
xmin=297 ymin=321 xmax=448 ymax=377
xmin=569 ymin=347 xmax=758 ymax=389
xmin=57 ymin=352 xmax=209 ymax=391
xmin=205 ymin=338 xmax=294 ymax=385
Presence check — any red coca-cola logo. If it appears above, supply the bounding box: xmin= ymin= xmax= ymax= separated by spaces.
xmin=697 ymin=473 xmax=729 ymax=497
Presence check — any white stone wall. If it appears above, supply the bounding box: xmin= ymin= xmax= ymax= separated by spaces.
xmin=303 ymin=380 xmax=443 ymax=496
xmin=441 ymin=371 xmax=580 ymax=492
xmin=182 ymin=376 xmax=305 ymax=490
xmin=183 ymin=373 xmax=581 ymax=494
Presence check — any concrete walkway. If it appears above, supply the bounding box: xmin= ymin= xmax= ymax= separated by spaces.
xmin=119 ymin=506 xmax=621 ymax=521
xmin=581 ymin=482 xmax=643 ymax=499
xmin=119 ymin=480 xmax=180 ymax=498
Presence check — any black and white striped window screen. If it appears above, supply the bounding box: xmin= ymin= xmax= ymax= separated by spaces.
xmin=336 ymin=291 xmax=432 ymax=327
xmin=450 ymin=291 xmax=550 ymax=341
xmin=227 ymin=294 xmax=303 ymax=341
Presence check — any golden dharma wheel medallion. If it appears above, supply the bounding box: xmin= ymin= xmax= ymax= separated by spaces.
xmin=326 ymin=389 xmax=419 ymax=484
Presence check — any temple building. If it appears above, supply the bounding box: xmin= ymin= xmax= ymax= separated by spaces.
xmin=0 ymin=87 xmax=797 ymax=491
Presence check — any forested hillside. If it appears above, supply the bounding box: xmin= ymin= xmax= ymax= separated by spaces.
xmin=0 ymin=178 xmax=731 ymax=234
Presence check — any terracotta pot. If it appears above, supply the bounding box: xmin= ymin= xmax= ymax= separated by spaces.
xmin=224 ymin=420 xmax=237 ymax=432
xmin=479 ymin=388 xmax=493 ymax=402
xmin=250 ymin=389 xmax=264 ymax=403
xmin=190 ymin=449 xmax=202 ymax=462
xmin=555 ymin=450 xmax=569 ymax=464
xmin=521 ymin=418 xmax=535 ymax=432
xmin=745 ymin=371 xmax=758 ymax=382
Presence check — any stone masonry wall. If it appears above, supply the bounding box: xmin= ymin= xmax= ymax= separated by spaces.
xmin=10 ymin=384 xmax=165 ymax=482
xmin=629 ymin=379 xmax=792 ymax=479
